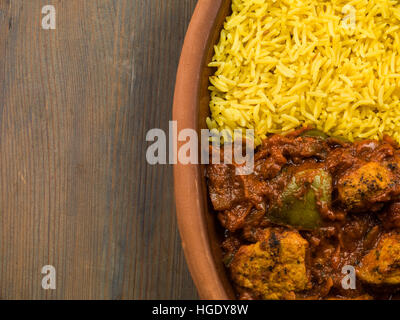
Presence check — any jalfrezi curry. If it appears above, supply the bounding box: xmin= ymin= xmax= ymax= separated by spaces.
xmin=206 ymin=128 xmax=400 ymax=300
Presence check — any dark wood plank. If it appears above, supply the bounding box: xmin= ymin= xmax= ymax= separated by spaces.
xmin=0 ymin=0 xmax=198 ymax=299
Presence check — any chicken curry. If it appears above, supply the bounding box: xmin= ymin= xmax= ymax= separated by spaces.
xmin=206 ymin=128 xmax=400 ymax=300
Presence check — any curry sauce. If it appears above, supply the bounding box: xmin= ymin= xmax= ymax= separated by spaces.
xmin=206 ymin=128 xmax=400 ymax=300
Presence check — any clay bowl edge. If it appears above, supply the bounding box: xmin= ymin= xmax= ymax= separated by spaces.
xmin=172 ymin=0 xmax=234 ymax=300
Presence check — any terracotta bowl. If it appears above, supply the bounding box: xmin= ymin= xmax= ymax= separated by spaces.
xmin=172 ymin=0 xmax=235 ymax=299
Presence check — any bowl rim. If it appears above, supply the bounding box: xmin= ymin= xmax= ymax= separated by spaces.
xmin=172 ymin=0 xmax=229 ymax=300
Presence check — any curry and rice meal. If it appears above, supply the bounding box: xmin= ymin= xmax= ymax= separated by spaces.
xmin=205 ymin=0 xmax=400 ymax=299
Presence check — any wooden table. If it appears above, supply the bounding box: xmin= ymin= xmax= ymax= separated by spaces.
xmin=0 ymin=0 xmax=199 ymax=299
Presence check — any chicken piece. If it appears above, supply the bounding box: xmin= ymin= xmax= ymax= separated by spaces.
xmin=337 ymin=162 xmax=393 ymax=211
xmin=230 ymin=228 xmax=310 ymax=299
xmin=207 ymin=164 xmax=244 ymax=211
xmin=218 ymin=203 xmax=253 ymax=232
xmin=357 ymin=234 xmax=400 ymax=285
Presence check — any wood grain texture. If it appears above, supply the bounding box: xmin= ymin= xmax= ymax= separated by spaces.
xmin=0 ymin=0 xmax=198 ymax=299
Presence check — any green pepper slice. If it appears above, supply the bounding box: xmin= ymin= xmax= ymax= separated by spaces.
xmin=268 ymin=168 xmax=332 ymax=230
xmin=301 ymin=128 xmax=350 ymax=143
xmin=300 ymin=129 xmax=329 ymax=139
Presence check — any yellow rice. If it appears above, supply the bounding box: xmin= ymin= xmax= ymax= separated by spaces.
xmin=207 ymin=0 xmax=400 ymax=146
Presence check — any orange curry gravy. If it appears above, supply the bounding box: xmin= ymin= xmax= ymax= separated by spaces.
xmin=206 ymin=128 xmax=400 ymax=300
